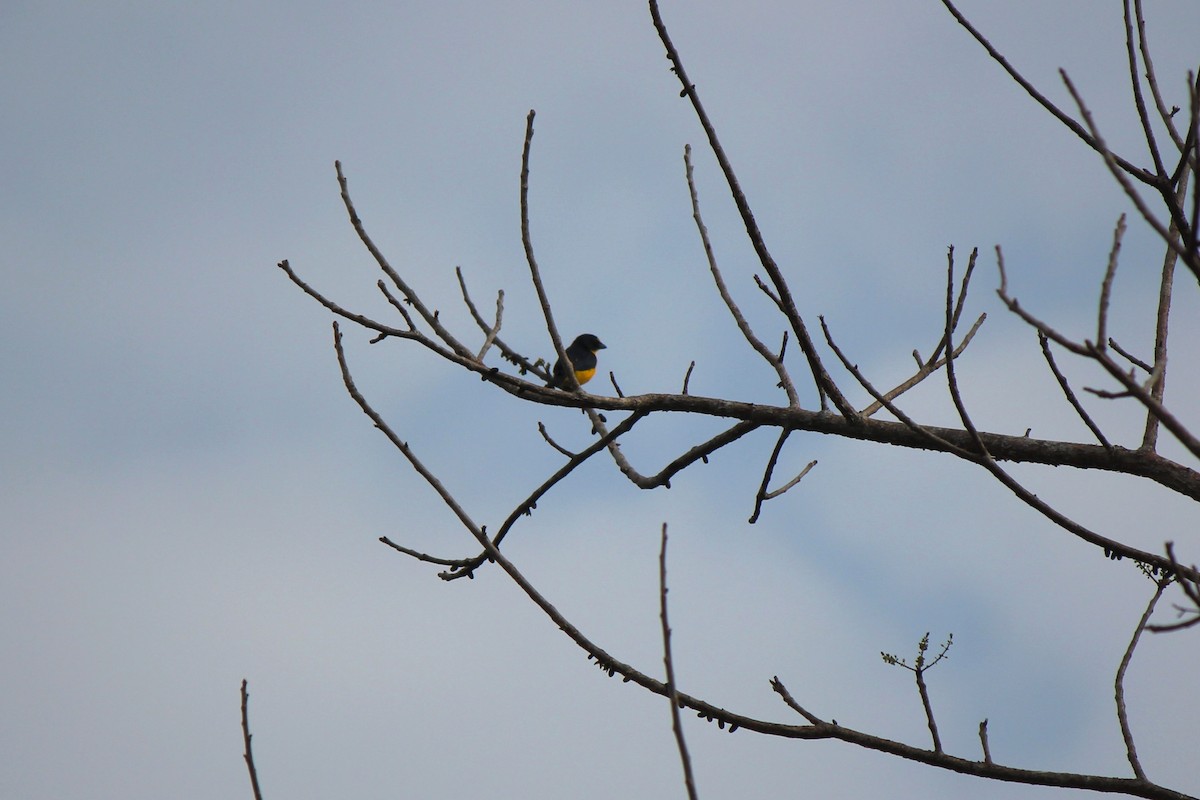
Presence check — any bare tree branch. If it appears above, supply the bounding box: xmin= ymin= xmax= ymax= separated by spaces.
xmin=1132 ymin=0 xmax=1186 ymax=149
xmin=659 ymin=524 xmax=700 ymax=800
xmin=1122 ymin=0 xmax=1168 ymax=182
xmin=1115 ymin=578 xmax=1169 ymax=782
xmin=518 ymin=110 xmax=576 ymax=393
xmin=275 ymin=5 xmax=1200 ymax=798
xmin=649 ymin=0 xmax=856 ymax=418
xmin=1142 ymin=167 xmax=1190 ymax=450
xmin=685 ymin=144 xmax=799 ymax=406
xmin=979 ymin=719 xmax=993 ymax=765
xmin=240 ymin=680 xmax=265 ymax=800
xmin=1059 ymin=71 xmax=1199 ymax=281
xmin=940 ymin=0 xmax=1157 ymax=185
xmin=1039 ymin=332 xmax=1112 ymax=452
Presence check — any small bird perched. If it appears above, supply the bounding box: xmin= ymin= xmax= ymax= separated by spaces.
xmin=548 ymin=333 xmax=606 ymax=390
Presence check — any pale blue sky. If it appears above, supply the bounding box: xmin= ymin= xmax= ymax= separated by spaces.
xmin=2 ymin=2 xmax=1198 ymax=798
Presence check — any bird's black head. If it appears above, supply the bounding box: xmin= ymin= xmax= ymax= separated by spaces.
xmin=572 ymin=333 xmax=606 ymax=352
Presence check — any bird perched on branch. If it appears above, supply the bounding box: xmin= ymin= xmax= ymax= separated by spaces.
xmin=548 ymin=333 xmax=606 ymax=390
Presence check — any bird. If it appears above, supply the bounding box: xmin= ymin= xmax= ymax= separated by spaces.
xmin=548 ymin=333 xmax=606 ymax=390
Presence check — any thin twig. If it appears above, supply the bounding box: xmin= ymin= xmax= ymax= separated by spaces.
xmin=441 ymin=411 xmax=648 ymax=580
xmin=1086 ymin=344 xmax=1200 ymax=460
xmin=952 ymin=255 xmax=1166 ymax=564
xmin=1096 ymin=215 xmax=1128 ymax=352
xmin=764 ymin=461 xmax=817 ymax=502
xmin=609 ymin=371 xmax=625 ymax=398
xmin=537 ymin=421 xmax=576 ymax=457
xmin=859 ymin=312 xmax=986 ymax=418
xmin=768 ymin=677 xmax=826 ymax=726
xmin=378 ymin=536 xmax=479 ymax=569
xmin=749 ymin=430 xmax=789 ymax=524
xmin=476 ymin=289 xmax=504 ymax=362
xmin=1133 ymin=0 xmax=1185 ymax=149
xmin=659 ymin=524 xmax=700 ymax=800
xmin=518 ymin=111 xmax=576 ymax=393
xmin=1109 ymin=338 xmax=1154 ymax=374
xmin=978 ymin=719 xmax=992 ymax=764
xmin=1116 ymin=578 xmax=1168 ymax=781
xmin=915 ymin=668 xmax=942 ymax=754
xmin=455 ymin=267 xmax=546 ymax=380
xmin=1039 ymin=332 xmax=1112 ymax=452
xmin=240 ymin=680 xmax=265 ymax=800
xmin=820 ymin=315 xmax=976 ymax=460
xmin=684 ymin=144 xmax=798 ymax=406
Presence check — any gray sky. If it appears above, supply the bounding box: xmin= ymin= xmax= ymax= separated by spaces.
xmin=3 ymin=2 xmax=1199 ymax=798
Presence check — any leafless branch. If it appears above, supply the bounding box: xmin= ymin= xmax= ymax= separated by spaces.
xmin=659 ymin=524 xmax=699 ymax=800
xmin=537 ymin=421 xmax=576 ymax=457
xmin=1109 ymin=338 xmax=1154 ymax=374
xmin=1142 ymin=166 xmax=1189 ymax=450
xmin=684 ymin=144 xmax=798 ymax=406
xmin=882 ymin=633 xmax=953 ymax=754
xmin=1132 ymin=0 xmax=1186 ymax=149
xmin=852 ymin=247 xmax=987 ymax=417
xmin=681 ymin=360 xmax=695 ymax=395
xmin=649 ymin=0 xmax=856 ymax=418
xmin=769 ymin=676 xmax=826 ymax=726
xmin=276 ymin=6 xmax=1200 ymax=797
xmin=858 ymin=312 xmax=986 ymax=419
xmin=240 ymin=680 xmax=265 ymax=800
xmin=749 ymin=430 xmax=815 ymax=524
xmin=1122 ymin=0 xmax=1167 ymax=181
xmin=1115 ymin=578 xmax=1169 ymax=781
xmin=978 ymin=719 xmax=992 ymax=765
xmin=1097 ymin=215 xmax=1128 ymax=352
xmin=1148 ymin=543 xmax=1200 ymax=633
xmin=1059 ymin=71 xmax=1198 ymax=281
xmin=335 ymin=161 xmax=475 ymax=357
xmin=1039 ymin=332 xmax=1112 ymax=451
xmin=940 ymin=0 xmax=1156 ymax=184
xmin=519 ymin=110 xmax=575 ymax=393
xmin=456 ymin=267 xmax=547 ymax=380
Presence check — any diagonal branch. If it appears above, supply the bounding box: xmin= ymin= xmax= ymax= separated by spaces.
xmin=649 ymin=0 xmax=856 ymax=419
xmin=334 ymin=162 xmax=475 ymax=357
xmin=940 ymin=0 xmax=1157 ymax=185
xmin=456 ymin=267 xmax=548 ymax=380
xmin=685 ymin=144 xmax=799 ymax=406
xmin=1059 ymin=72 xmax=1199 ymax=281
xmin=437 ymin=460 xmax=1198 ymax=800
xmin=1132 ymin=0 xmax=1186 ymax=149
xmin=1039 ymin=332 xmax=1112 ymax=452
